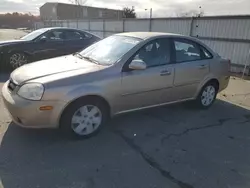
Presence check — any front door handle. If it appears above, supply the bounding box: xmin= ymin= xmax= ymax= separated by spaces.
xmin=160 ymin=70 xmax=171 ymax=76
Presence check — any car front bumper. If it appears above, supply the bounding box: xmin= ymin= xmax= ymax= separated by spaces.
xmin=2 ymin=81 xmax=67 ymax=129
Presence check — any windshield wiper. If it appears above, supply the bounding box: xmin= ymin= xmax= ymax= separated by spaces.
xmin=73 ymin=53 xmax=85 ymax=59
xmin=81 ymin=56 xmax=100 ymax=65
xmin=73 ymin=53 xmax=100 ymax=65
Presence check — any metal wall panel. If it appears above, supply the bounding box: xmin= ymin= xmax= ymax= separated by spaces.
xmin=34 ymin=16 xmax=250 ymax=72
xmin=34 ymin=22 xmax=44 ymax=29
xmin=49 ymin=21 xmax=62 ymax=27
xmin=230 ymin=66 xmax=249 ymax=74
xmin=151 ymin=19 xmax=191 ymax=35
xmin=90 ymin=31 xmax=104 ymax=38
xmin=105 ymin=21 xmax=123 ymax=32
xmin=201 ymin=39 xmax=250 ymax=66
xmin=124 ymin=20 xmax=150 ymax=32
xmin=78 ymin=21 xmax=89 ymax=30
xmin=44 ymin=21 xmax=53 ymax=27
xmin=103 ymin=32 xmax=119 ymax=38
xmin=69 ymin=22 xmax=77 ymax=28
xmin=90 ymin=21 xmax=103 ymax=31
xmin=193 ymin=18 xmax=250 ymax=39
xmin=57 ymin=21 xmax=64 ymax=27
xmin=62 ymin=21 xmax=68 ymax=27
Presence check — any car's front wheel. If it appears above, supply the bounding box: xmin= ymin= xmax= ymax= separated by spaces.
xmin=60 ymin=98 xmax=109 ymax=138
xmin=196 ymin=82 xmax=218 ymax=109
xmin=9 ymin=52 xmax=28 ymax=69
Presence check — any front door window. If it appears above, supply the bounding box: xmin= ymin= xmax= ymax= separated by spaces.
xmin=132 ymin=39 xmax=171 ymax=68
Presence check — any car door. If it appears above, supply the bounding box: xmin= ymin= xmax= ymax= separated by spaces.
xmin=62 ymin=30 xmax=94 ymax=55
xmin=172 ymin=38 xmax=211 ymax=101
xmin=120 ymin=38 xmax=175 ymax=112
xmin=32 ymin=29 xmax=66 ymax=61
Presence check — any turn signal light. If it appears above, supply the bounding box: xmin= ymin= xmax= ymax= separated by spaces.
xmin=39 ymin=106 xmax=53 ymax=111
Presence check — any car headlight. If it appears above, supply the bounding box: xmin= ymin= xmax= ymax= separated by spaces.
xmin=17 ymin=83 xmax=44 ymax=100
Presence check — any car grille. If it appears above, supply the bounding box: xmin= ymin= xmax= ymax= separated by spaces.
xmin=7 ymin=79 xmax=18 ymax=91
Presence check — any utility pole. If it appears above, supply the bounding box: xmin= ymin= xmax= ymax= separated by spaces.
xmin=145 ymin=8 xmax=152 ymax=18
xmin=145 ymin=8 xmax=152 ymax=31
xmin=198 ymin=6 xmax=202 ymax=17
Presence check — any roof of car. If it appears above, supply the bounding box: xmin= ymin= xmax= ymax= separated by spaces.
xmin=35 ymin=27 xmax=101 ymax=38
xmin=116 ymin=32 xmax=183 ymax=39
xmin=39 ymin=27 xmax=81 ymax=31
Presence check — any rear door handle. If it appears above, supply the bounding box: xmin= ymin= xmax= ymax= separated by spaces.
xmin=198 ymin=64 xmax=207 ymax=69
xmin=160 ymin=70 xmax=171 ymax=76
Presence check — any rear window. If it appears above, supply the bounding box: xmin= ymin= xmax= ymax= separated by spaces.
xmin=201 ymin=46 xmax=213 ymax=59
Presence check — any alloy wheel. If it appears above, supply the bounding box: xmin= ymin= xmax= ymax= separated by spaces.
xmin=71 ymin=105 xmax=102 ymax=136
xmin=201 ymin=85 xmax=216 ymax=106
xmin=10 ymin=53 xmax=28 ymax=68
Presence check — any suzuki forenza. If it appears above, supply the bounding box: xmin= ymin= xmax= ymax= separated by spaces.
xmin=2 ymin=32 xmax=230 ymax=138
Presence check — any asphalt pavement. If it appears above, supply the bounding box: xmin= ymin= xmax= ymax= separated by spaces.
xmin=1 ymin=29 xmax=250 ymax=188
xmin=1 ymin=75 xmax=250 ymax=188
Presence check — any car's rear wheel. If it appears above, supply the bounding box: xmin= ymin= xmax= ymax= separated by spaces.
xmin=9 ymin=52 xmax=28 ymax=69
xmin=60 ymin=98 xmax=109 ymax=138
xmin=196 ymin=82 xmax=218 ymax=109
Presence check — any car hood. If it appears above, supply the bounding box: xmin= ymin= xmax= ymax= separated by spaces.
xmin=0 ymin=39 xmax=26 ymax=46
xmin=11 ymin=55 xmax=103 ymax=84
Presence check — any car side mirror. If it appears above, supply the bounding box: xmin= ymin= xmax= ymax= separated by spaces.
xmin=39 ymin=36 xmax=47 ymax=42
xmin=129 ymin=59 xmax=147 ymax=70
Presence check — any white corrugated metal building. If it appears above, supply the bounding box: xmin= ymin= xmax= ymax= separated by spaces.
xmin=35 ymin=15 xmax=250 ymax=74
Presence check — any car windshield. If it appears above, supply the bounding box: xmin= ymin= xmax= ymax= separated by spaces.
xmin=79 ymin=35 xmax=142 ymax=65
xmin=21 ymin=28 xmax=49 ymax=40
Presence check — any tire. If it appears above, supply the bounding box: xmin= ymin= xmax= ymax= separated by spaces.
xmin=60 ymin=98 xmax=109 ymax=138
xmin=9 ymin=52 xmax=29 ymax=69
xmin=195 ymin=82 xmax=218 ymax=109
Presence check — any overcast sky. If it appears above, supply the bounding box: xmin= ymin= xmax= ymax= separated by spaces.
xmin=1 ymin=0 xmax=250 ymax=17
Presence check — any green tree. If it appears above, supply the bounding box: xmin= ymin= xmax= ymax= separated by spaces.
xmin=123 ymin=7 xmax=136 ymax=18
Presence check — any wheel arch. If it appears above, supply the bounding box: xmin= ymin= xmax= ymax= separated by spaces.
xmin=58 ymin=95 xmax=111 ymax=127
xmin=206 ymin=78 xmax=219 ymax=91
xmin=195 ymin=77 xmax=220 ymax=98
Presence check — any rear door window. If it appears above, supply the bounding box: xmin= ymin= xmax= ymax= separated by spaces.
xmin=64 ymin=30 xmax=85 ymax=40
xmin=174 ymin=39 xmax=202 ymax=63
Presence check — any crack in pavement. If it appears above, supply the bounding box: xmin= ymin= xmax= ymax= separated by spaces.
xmin=160 ymin=116 xmax=250 ymax=145
xmin=111 ymin=115 xmax=250 ymax=188
xmin=113 ymin=129 xmax=194 ymax=188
